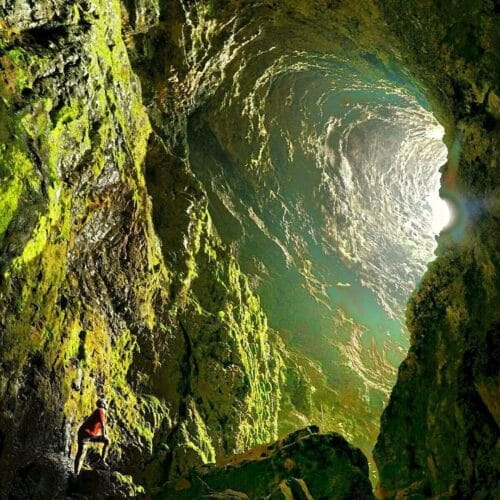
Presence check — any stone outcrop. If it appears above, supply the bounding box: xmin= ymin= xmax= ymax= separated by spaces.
xmin=159 ymin=426 xmax=374 ymax=499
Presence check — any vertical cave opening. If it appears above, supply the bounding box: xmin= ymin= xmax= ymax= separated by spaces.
xmin=1 ymin=0 xmax=496 ymax=497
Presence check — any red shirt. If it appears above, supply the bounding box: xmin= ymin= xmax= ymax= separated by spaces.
xmin=82 ymin=408 xmax=106 ymax=437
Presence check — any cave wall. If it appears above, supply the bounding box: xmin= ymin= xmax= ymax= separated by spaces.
xmin=372 ymin=0 xmax=499 ymax=497
xmin=123 ymin=0 xmax=500 ymax=497
xmin=0 ymin=0 xmax=498 ymax=498
xmin=123 ymin=0 xmax=435 ymax=468
xmin=0 ymin=0 xmax=282 ymax=495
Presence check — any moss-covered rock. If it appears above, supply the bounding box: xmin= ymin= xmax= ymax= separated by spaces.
xmin=69 ymin=468 xmax=146 ymax=499
xmin=122 ymin=0 xmax=420 ymax=470
xmin=1 ymin=0 xmax=498 ymax=498
xmin=158 ymin=426 xmax=374 ymax=499
xmin=0 ymin=0 xmax=168 ymax=492
xmin=0 ymin=0 xmax=283 ymax=496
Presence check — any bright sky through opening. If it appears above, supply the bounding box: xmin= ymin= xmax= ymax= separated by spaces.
xmin=429 ymin=194 xmax=452 ymax=234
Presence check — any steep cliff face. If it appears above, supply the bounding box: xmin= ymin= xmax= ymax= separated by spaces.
xmin=0 ymin=0 xmax=281 ymax=496
xmin=0 ymin=1 xmax=166 ymax=493
xmin=123 ymin=0 xmax=453 ymax=467
xmin=373 ymin=0 xmax=499 ymax=497
xmin=124 ymin=1 xmax=499 ymax=497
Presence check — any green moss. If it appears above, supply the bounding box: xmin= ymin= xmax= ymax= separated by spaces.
xmin=112 ymin=472 xmax=146 ymax=496
xmin=183 ymin=400 xmax=217 ymax=464
xmin=0 ymin=0 xmax=172 ymax=490
xmin=180 ymin=212 xmax=283 ymax=457
xmin=0 ymin=174 xmax=22 ymax=237
xmin=0 ymin=144 xmax=38 ymax=237
xmin=2 ymin=49 xmax=31 ymax=93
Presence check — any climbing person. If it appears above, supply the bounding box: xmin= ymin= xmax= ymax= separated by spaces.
xmin=74 ymin=397 xmax=110 ymax=475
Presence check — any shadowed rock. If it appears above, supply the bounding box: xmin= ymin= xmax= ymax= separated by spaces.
xmin=68 ymin=468 xmax=145 ymax=499
xmin=158 ymin=426 xmax=374 ymax=499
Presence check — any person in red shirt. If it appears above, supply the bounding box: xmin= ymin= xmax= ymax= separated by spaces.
xmin=74 ymin=397 xmax=110 ymax=475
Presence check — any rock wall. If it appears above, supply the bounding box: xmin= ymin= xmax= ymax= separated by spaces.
xmin=373 ymin=0 xmax=499 ymax=497
xmin=124 ymin=1 xmax=500 ymax=497
xmin=122 ymin=0 xmax=449 ymax=468
xmin=0 ymin=0 xmax=498 ymax=498
xmin=0 ymin=0 xmax=282 ymax=496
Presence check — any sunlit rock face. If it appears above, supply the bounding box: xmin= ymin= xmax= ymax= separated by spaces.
xmin=183 ymin=7 xmax=448 ymax=460
xmin=196 ymin=65 xmax=448 ymax=319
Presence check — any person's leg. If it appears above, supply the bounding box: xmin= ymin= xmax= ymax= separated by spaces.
xmin=101 ymin=436 xmax=110 ymax=462
xmin=90 ymin=435 xmax=110 ymax=464
xmin=74 ymin=439 xmax=86 ymax=475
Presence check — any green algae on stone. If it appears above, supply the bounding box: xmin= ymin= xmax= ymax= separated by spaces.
xmin=0 ymin=145 xmax=38 ymax=238
xmin=0 ymin=0 xmax=172 ymax=493
xmin=151 ymin=192 xmax=284 ymax=476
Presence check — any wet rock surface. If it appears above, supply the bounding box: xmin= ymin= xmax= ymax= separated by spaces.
xmin=159 ymin=426 xmax=374 ymax=500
